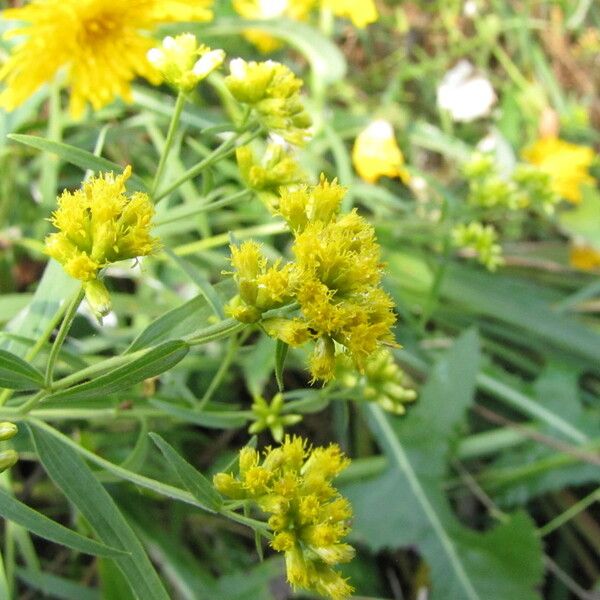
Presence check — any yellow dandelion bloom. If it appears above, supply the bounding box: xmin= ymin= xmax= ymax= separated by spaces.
xmin=352 ymin=120 xmax=410 ymax=184
xmin=569 ymin=245 xmax=600 ymax=271
xmin=522 ymin=136 xmax=595 ymax=204
xmin=0 ymin=0 xmax=213 ymax=117
xmin=322 ymin=0 xmax=378 ymax=28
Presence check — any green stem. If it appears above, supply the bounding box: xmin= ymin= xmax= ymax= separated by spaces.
xmin=538 ymin=488 xmax=600 ymax=538
xmin=16 ymin=390 xmax=48 ymax=416
xmin=44 ymin=286 xmax=84 ymax=388
xmin=152 ymin=91 xmax=187 ymax=198
xmin=154 ymin=126 xmax=263 ymax=202
xmin=41 ymin=79 xmax=62 ymax=208
xmin=184 ymin=319 xmax=246 ymax=346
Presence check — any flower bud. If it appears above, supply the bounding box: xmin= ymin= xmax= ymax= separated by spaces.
xmin=0 ymin=422 xmax=18 ymax=441
xmin=0 ymin=450 xmax=18 ymax=473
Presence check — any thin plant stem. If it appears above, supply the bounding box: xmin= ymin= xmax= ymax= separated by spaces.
xmin=44 ymin=286 xmax=84 ymax=388
xmin=152 ymin=90 xmax=187 ymax=198
xmin=154 ymin=126 xmax=263 ymax=202
xmin=538 ymin=488 xmax=600 ymax=538
xmin=41 ymin=79 xmax=62 ymax=208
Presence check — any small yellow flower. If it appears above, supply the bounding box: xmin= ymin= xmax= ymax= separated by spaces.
xmin=522 ymin=137 xmax=595 ymax=203
xmin=147 ymin=34 xmax=224 ymax=92
xmin=214 ymin=436 xmax=355 ymax=600
xmin=45 ymin=167 xmax=158 ymax=317
xmin=322 ymin=0 xmax=379 ymax=27
xmin=225 ymin=59 xmax=311 ymax=145
xmin=352 ymin=120 xmax=410 ymax=184
xmin=233 ymin=0 xmax=316 ymax=52
xmin=569 ymin=244 xmax=600 ymax=271
xmin=0 ymin=0 xmax=214 ymax=117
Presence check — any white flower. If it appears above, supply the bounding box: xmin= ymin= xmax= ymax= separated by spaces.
xmin=437 ymin=60 xmax=497 ymax=122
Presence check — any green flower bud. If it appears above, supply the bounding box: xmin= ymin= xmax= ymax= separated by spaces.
xmin=0 ymin=450 xmax=18 ymax=473
xmin=0 ymin=422 xmax=18 ymax=441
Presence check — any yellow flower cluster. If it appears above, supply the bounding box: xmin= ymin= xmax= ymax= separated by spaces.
xmin=147 ymin=34 xmax=225 ymax=92
xmin=522 ymin=136 xmax=595 ymax=204
xmin=452 ymin=221 xmax=504 ymax=272
xmin=45 ymin=167 xmax=158 ymax=317
xmin=352 ymin=120 xmax=410 ymax=185
xmin=227 ymin=177 xmax=396 ymax=382
xmin=0 ymin=0 xmax=214 ymax=117
xmin=337 ymin=349 xmax=417 ymax=415
xmin=233 ymin=0 xmax=378 ymax=48
xmin=225 ymin=59 xmax=312 ymax=145
xmin=236 ymin=142 xmax=306 ymax=208
xmin=213 ymin=436 xmax=355 ymax=600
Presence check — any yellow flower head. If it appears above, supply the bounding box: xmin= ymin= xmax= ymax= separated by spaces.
xmin=45 ymin=167 xmax=158 ymax=316
xmin=352 ymin=120 xmax=410 ymax=184
xmin=569 ymin=244 xmax=600 ymax=271
xmin=147 ymin=34 xmax=224 ymax=92
xmin=0 ymin=0 xmax=214 ymax=117
xmin=322 ymin=0 xmax=379 ymax=27
xmin=236 ymin=141 xmax=306 ymax=209
xmin=225 ymin=59 xmax=312 ymax=145
xmin=213 ymin=436 xmax=355 ymax=600
xmin=522 ymin=136 xmax=596 ymax=203
xmin=233 ymin=0 xmax=316 ymax=52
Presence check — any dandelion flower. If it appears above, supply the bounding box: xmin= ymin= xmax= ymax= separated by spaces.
xmin=522 ymin=136 xmax=595 ymax=203
xmin=437 ymin=60 xmax=496 ymax=122
xmin=352 ymin=120 xmax=410 ymax=184
xmin=0 ymin=0 xmax=214 ymax=117
xmin=323 ymin=0 xmax=378 ymax=27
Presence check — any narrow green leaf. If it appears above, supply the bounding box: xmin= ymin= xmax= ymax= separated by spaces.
xmin=150 ymin=400 xmax=250 ymax=429
xmin=7 ymin=134 xmax=147 ymax=190
xmin=274 ymin=340 xmax=288 ymax=392
xmin=29 ymin=423 xmax=170 ymax=600
xmin=149 ymin=433 xmax=221 ymax=512
xmin=16 ymin=568 xmax=100 ymax=600
xmin=0 ymin=488 xmax=125 ymax=557
xmin=0 ymin=350 xmax=44 ymax=390
xmin=46 ymin=340 xmax=189 ymax=403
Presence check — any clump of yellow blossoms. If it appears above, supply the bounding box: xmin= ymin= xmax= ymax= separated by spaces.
xmin=45 ymin=167 xmax=158 ymax=317
xmin=569 ymin=245 xmax=600 ymax=272
xmin=147 ymin=34 xmax=225 ymax=92
xmin=236 ymin=142 xmax=306 ymax=208
xmin=213 ymin=437 xmax=355 ymax=600
xmin=0 ymin=0 xmax=213 ymax=117
xmin=225 ymin=59 xmax=312 ymax=146
xmin=522 ymin=136 xmax=596 ymax=204
xmin=337 ymin=349 xmax=417 ymax=415
xmin=452 ymin=221 xmax=504 ymax=272
xmin=233 ymin=0 xmax=315 ymax=52
xmin=352 ymin=120 xmax=410 ymax=185
xmin=227 ymin=177 xmax=396 ymax=382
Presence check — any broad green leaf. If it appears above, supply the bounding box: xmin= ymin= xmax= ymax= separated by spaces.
xmin=344 ymin=330 xmax=544 ymax=600
xmin=0 ymin=350 xmax=44 ymax=390
xmin=0 ymin=488 xmax=125 ymax=557
xmin=7 ymin=134 xmax=147 ymax=190
xmin=46 ymin=340 xmax=189 ymax=403
xmin=29 ymin=423 xmax=170 ymax=600
xmin=274 ymin=340 xmax=288 ymax=392
xmin=1 ymin=261 xmax=77 ymax=358
xmin=149 ymin=433 xmax=222 ymax=512
xmin=16 ymin=568 xmax=100 ymax=600
xmin=150 ymin=399 xmax=250 ymax=429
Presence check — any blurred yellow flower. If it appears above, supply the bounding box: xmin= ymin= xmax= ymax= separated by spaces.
xmin=233 ymin=0 xmax=316 ymax=52
xmin=323 ymin=0 xmax=378 ymax=27
xmin=0 ymin=0 xmax=213 ymax=117
xmin=352 ymin=120 xmax=410 ymax=184
xmin=569 ymin=245 xmax=600 ymax=271
xmin=522 ymin=137 xmax=595 ymax=203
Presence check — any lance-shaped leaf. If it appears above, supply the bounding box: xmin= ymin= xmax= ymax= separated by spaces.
xmin=344 ymin=330 xmax=544 ymax=600
xmin=0 ymin=350 xmax=44 ymax=390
